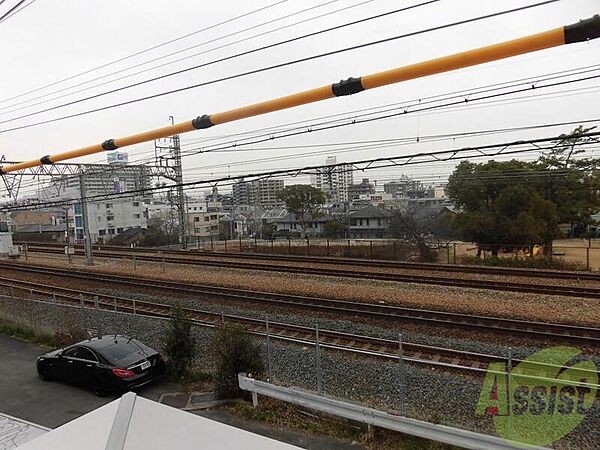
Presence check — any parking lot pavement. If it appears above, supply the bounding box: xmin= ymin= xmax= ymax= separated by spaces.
xmin=0 ymin=334 xmax=176 ymax=429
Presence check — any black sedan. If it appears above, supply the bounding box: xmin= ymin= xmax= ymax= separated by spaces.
xmin=37 ymin=335 xmax=165 ymax=396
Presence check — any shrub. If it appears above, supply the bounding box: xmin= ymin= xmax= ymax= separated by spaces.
xmin=162 ymin=306 xmax=196 ymax=379
xmin=460 ymin=255 xmax=585 ymax=271
xmin=211 ymin=325 xmax=264 ymax=399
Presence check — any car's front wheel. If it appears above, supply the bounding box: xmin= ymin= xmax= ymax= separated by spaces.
xmin=37 ymin=365 xmax=52 ymax=381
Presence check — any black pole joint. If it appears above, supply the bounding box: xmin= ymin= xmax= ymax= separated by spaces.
xmin=332 ymin=77 xmax=364 ymax=97
xmin=102 ymin=139 xmax=118 ymax=151
xmin=192 ymin=114 xmax=214 ymax=129
xmin=40 ymin=155 xmax=53 ymax=165
xmin=564 ymin=15 xmax=600 ymax=44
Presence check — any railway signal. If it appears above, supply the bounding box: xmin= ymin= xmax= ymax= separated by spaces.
xmin=1 ymin=15 xmax=598 ymax=175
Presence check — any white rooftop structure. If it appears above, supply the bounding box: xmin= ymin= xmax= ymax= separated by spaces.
xmin=0 ymin=412 xmax=48 ymax=449
xmin=18 ymin=393 xmax=301 ymax=450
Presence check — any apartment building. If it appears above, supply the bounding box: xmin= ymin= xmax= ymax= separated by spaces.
xmin=72 ymin=199 xmax=147 ymax=243
xmin=310 ymin=156 xmax=353 ymax=202
xmin=232 ymin=179 xmax=284 ymax=207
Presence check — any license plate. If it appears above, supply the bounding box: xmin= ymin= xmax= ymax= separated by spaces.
xmin=140 ymin=361 xmax=151 ymax=371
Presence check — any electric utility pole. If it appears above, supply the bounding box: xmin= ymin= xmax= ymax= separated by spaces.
xmin=79 ymin=173 xmax=93 ymax=265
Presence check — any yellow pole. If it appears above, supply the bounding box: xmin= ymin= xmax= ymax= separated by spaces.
xmin=2 ymin=15 xmax=598 ymax=175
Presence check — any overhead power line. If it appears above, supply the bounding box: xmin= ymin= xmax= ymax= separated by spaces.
xmin=0 ymin=0 xmax=26 ymax=23
xmin=0 ymin=0 xmax=440 ymax=125
xmin=0 ymin=1 xmax=563 ymax=133
xmin=2 ymin=9 xmax=598 ymax=175
xmin=181 ymin=72 xmax=600 ymax=157
xmin=177 ymin=63 xmax=600 ymax=148
xmin=10 ymin=118 xmax=600 ymax=197
xmin=0 ymin=0 xmax=376 ymax=115
xmin=0 ymin=0 xmax=291 ymax=103
xmin=3 ymin=131 xmax=599 ymax=211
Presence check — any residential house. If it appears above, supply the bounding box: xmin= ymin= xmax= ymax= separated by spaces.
xmin=274 ymin=212 xmax=334 ymax=237
xmin=348 ymin=206 xmax=392 ymax=239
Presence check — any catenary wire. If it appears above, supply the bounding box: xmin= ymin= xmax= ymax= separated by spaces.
xmin=0 ymin=0 xmax=560 ymax=134
xmin=0 ymin=0 xmax=440 ymax=123
xmin=0 ymin=0 xmax=291 ymax=103
xmin=0 ymin=0 xmax=377 ymax=115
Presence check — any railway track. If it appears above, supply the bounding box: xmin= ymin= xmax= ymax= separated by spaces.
xmin=22 ymin=245 xmax=600 ymax=298
xmin=1 ymin=261 xmax=599 ymax=346
xmin=23 ymin=241 xmax=600 ymax=281
xmin=2 ymin=275 xmax=597 ymax=384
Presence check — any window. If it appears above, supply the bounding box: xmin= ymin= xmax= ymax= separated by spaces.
xmin=75 ymin=217 xmax=83 ymax=228
xmin=107 ymin=215 xmax=114 ymax=221
xmin=132 ymin=202 xmax=139 ymax=207
xmin=74 ymin=204 xmax=82 ymax=214
xmin=204 ymin=217 xmax=210 ymax=222
xmin=108 ymin=229 xmax=115 ymax=235
xmin=99 ymin=230 xmax=106 ymax=236
xmin=366 ymin=219 xmax=370 ymax=226
xmin=106 ymin=203 xmax=113 ymax=209
xmin=117 ymin=228 xmax=123 ymax=233
xmin=359 ymin=219 xmax=363 ymax=226
xmin=76 ymin=348 xmax=98 ymax=362
xmin=62 ymin=347 xmax=79 ymax=358
xmin=377 ymin=218 xmax=381 ymax=226
xmin=194 ymin=217 xmax=200 ymax=222
xmin=134 ymin=214 xmax=140 ymax=219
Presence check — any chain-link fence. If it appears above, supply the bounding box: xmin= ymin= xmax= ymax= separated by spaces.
xmin=1 ymin=285 xmax=597 ymax=447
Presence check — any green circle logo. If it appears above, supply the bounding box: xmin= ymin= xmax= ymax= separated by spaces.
xmin=476 ymin=346 xmax=598 ymax=446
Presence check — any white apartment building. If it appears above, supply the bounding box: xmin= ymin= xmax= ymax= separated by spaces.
xmin=73 ymin=199 xmax=147 ymax=244
xmin=310 ymin=156 xmax=353 ymax=203
xmin=187 ymin=211 xmax=224 ymax=239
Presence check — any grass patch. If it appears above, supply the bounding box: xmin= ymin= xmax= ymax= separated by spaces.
xmin=460 ymin=255 xmax=585 ymax=271
xmin=0 ymin=320 xmax=60 ymax=348
xmin=226 ymin=398 xmax=460 ymax=450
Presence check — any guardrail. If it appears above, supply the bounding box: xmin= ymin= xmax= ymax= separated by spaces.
xmin=237 ymin=374 xmax=547 ymax=450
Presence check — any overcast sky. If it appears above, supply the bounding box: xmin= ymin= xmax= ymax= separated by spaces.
xmin=1 ymin=0 xmax=599 ymax=198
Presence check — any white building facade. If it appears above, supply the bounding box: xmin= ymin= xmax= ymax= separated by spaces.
xmin=310 ymin=156 xmax=353 ymax=203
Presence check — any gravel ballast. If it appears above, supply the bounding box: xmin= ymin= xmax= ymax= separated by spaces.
xmin=0 ymin=292 xmax=598 ymax=449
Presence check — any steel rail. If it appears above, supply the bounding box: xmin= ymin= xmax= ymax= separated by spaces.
xmin=3 ymin=276 xmax=597 ymax=383
xmin=22 ymin=246 xmax=600 ymax=298
xmin=1 ymin=263 xmax=599 ymax=345
xmin=22 ymin=241 xmax=600 ymax=282
xmin=1 ymin=15 xmax=598 ymax=174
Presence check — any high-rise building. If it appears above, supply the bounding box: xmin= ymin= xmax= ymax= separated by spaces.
xmin=384 ymin=177 xmax=425 ymax=199
xmin=50 ymin=164 xmax=152 ymax=198
xmin=347 ymin=178 xmax=376 ymax=201
xmin=310 ymin=156 xmax=353 ymax=202
xmin=232 ymin=179 xmax=284 ymax=207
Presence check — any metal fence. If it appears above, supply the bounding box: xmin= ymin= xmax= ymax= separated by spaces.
xmin=0 ymin=286 xmax=597 ymax=448
xmin=185 ymin=237 xmax=600 ymax=270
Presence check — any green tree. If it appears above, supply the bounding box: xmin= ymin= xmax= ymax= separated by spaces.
xmin=446 ymin=160 xmax=560 ymax=256
xmin=276 ymin=185 xmax=327 ymax=237
xmin=536 ymin=126 xmax=600 ymax=237
xmin=162 ymin=306 xmax=196 ymax=379
xmin=322 ymin=220 xmax=346 ymax=238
